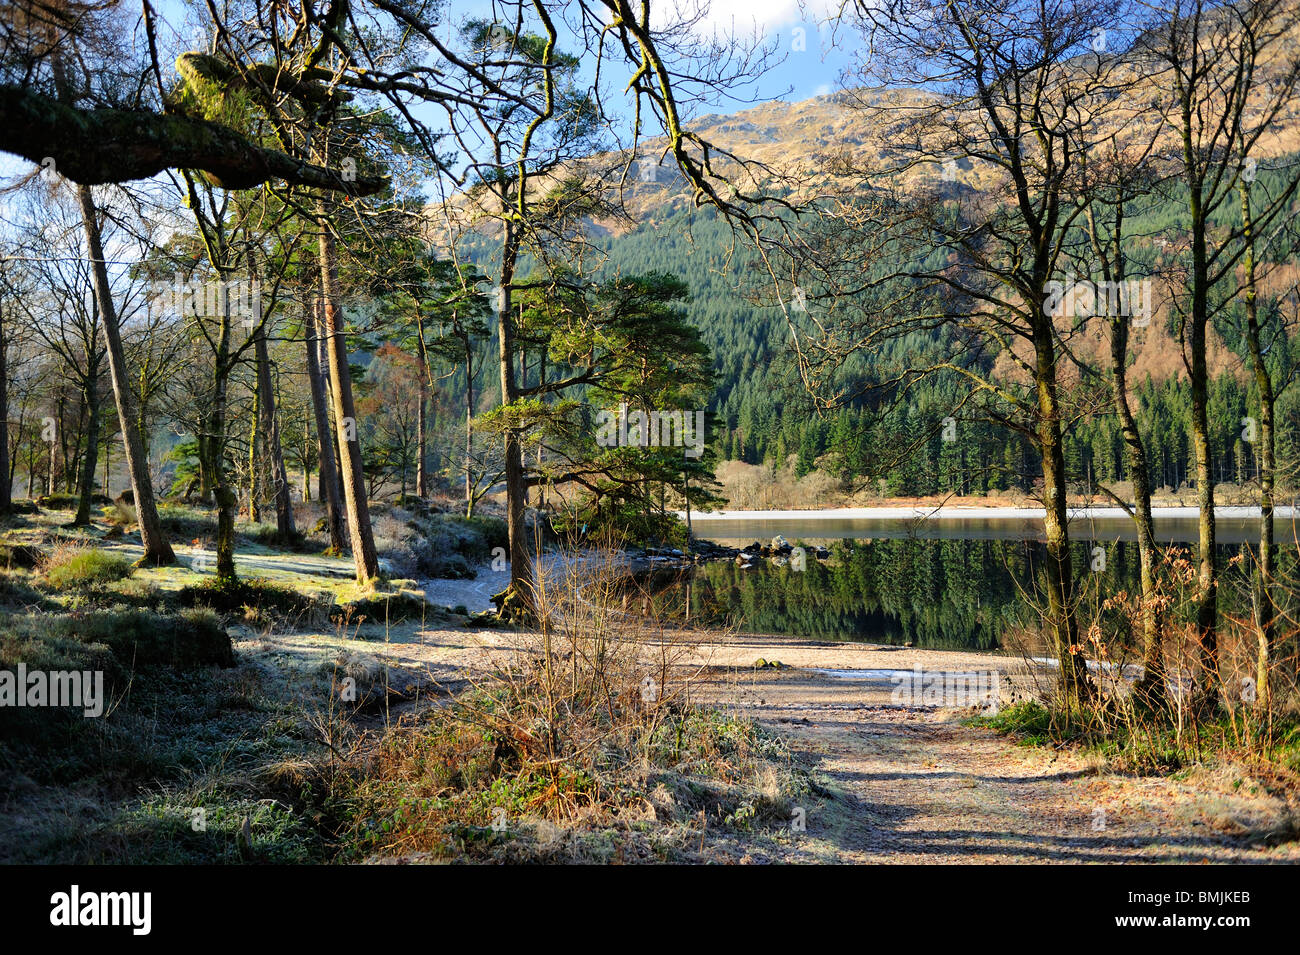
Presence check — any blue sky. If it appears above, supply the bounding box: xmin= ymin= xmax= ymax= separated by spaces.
xmin=151 ymin=0 xmax=853 ymax=114
xmin=0 ymin=1 xmax=852 ymax=188
xmin=655 ymin=0 xmax=853 ymax=106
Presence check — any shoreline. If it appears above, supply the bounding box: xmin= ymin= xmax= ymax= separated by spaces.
xmin=681 ymin=504 xmax=1297 ymax=521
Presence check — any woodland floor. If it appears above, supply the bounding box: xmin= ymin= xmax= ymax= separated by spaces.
xmin=252 ymin=562 xmax=1300 ymax=863
xmin=695 ymin=663 xmax=1300 ymax=863
xmin=6 ymin=508 xmax=1297 ymax=863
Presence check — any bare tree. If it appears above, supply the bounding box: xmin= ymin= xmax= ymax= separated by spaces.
xmin=1139 ymin=0 xmax=1300 ymax=687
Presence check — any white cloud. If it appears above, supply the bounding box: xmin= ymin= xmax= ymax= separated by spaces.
xmin=661 ymin=0 xmax=838 ymax=39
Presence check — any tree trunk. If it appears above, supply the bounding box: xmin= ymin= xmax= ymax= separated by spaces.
xmin=255 ymin=324 xmax=296 ymax=538
xmin=1241 ymin=184 xmax=1274 ymax=708
xmin=536 ymin=348 xmax=546 ymax=510
xmin=1092 ymin=202 xmax=1164 ymax=697
xmin=1189 ymin=208 xmax=1218 ymax=686
xmin=248 ymin=369 xmax=261 ymax=523
xmin=0 ymin=290 xmax=9 ymax=513
xmin=307 ymin=299 xmax=345 ymax=552
xmin=205 ymin=300 xmax=236 ymax=580
xmin=1111 ymin=313 xmax=1162 ymax=696
xmin=497 ymin=224 xmax=533 ymax=604
xmin=77 ymin=184 xmax=174 ymax=566
xmin=317 ymin=208 xmax=378 ymax=582
xmin=197 ymin=431 xmax=213 ymax=503
xmin=1034 ymin=326 xmax=1091 ymax=705
xmin=416 ymin=363 xmax=428 ymax=498
xmin=465 ymin=340 xmax=474 ymax=517
xmin=73 ymin=368 xmax=100 ymax=526
xmin=61 ymin=394 xmax=75 ymax=493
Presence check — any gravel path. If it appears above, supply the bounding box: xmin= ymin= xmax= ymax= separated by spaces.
xmin=697 ymin=665 xmax=1300 ymax=863
xmin=224 ymin=545 xmax=1300 ymax=864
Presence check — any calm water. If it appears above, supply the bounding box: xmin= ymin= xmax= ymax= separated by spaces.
xmin=642 ymin=513 xmax=1299 ymax=652
xmin=687 ymin=507 xmax=1300 ymax=546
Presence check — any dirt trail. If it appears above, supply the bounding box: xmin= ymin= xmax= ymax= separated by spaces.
xmin=202 ymin=539 xmax=1297 ymax=865
xmin=279 ymin=606 xmax=1300 ymax=863
xmin=695 ymin=664 xmax=1300 ymax=863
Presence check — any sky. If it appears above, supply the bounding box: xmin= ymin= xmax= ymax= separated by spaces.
xmin=149 ymin=0 xmax=853 ymax=112
xmin=417 ymin=0 xmax=855 ymax=114
xmin=679 ymin=0 xmax=852 ymax=103
xmin=0 ymin=1 xmax=855 ymax=193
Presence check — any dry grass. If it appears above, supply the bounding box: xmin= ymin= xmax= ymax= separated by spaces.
xmin=993 ymin=546 xmax=1300 ymax=787
xmin=324 ymin=546 xmax=809 ymax=862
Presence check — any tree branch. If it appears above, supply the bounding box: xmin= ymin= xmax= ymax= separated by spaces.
xmin=0 ymin=85 xmax=386 ymax=195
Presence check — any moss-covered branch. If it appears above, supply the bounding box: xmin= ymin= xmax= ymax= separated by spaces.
xmin=0 ymin=85 xmax=385 ymax=195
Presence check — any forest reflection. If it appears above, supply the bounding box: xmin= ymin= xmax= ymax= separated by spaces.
xmin=635 ymin=537 xmax=1295 ymax=652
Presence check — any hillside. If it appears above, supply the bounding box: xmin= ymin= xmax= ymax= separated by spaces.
xmin=430 ymin=19 xmax=1300 ymax=503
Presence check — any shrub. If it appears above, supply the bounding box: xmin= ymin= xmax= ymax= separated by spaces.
xmin=244 ymin=523 xmax=307 ymax=551
xmin=42 ymin=548 xmax=134 ymax=590
xmin=35 ymin=493 xmax=78 ymax=510
xmin=76 ymin=608 xmax=235 ymax=669
xmin=332 ymin=554 xmax=805 ymax=862
xmin=2 ymin=608 xmax=236 ymax=670
xmin=0 ymin=572 xmax=56 ymax=610
xmin=0 ymin=609 xmax=235 ymax=768
xmin=337 ymin=589 xmax=439 ymax=625
xmin=176 ymin=576 xmax=324 ymax=626
xmin=157 ymin=505 xmax=217 ymax=539
xmin=0 ymin=542 xmax=45 ymax=570
xmin=371 ymin=512 xmax=510 ymax=580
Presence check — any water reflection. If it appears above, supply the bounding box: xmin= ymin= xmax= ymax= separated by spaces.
xmin=642 ymin=528 xmax=1292 ymax=652
xmin=689 ymin=509 xmax=1300 ymax=546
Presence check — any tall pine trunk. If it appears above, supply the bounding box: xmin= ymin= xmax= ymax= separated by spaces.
xmin=255 ymin=324 xmax=296 ymax=538
xmin=307 ymin=300 xmax=345 ymax=552
xmin=77 ymin=184 xmax=174 ymax=566
xmin=73 ymin=367 xmax=100 ymax=526
xmin=317 ymin=207 xmax=378 ymax=582
xmin=0 ymin=289 xmax=10 ymax=513
xmin=497 ymin=223 xmax=532 ymax=605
